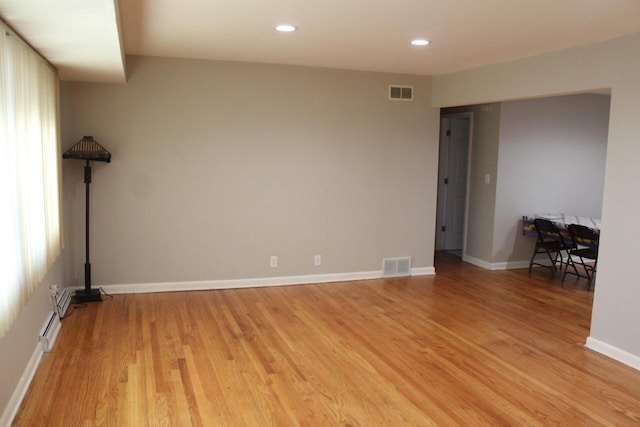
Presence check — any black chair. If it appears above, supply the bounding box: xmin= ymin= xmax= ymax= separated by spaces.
xmin=562 ymin=224 xmax=599 ymax=289
xmin=529 ymin=218 xmax=575 ymax=278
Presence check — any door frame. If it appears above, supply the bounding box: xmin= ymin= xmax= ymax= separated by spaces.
xmin=436 ymin=112 xmax=473 ymax=255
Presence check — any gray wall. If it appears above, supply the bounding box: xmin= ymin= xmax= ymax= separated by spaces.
xmin=61 ymin=56 xmax=440 ymax=287
xmin=432 ymin=32 xmax=640 ymax=362
xmin=493 ymin=94 xmax=610 ymax=264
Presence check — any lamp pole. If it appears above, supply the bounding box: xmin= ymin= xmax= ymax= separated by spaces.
xmin=63 ymin=136 xmax=110 ymax=303
xmin=75 ymin=159 xmax=102 ymax=302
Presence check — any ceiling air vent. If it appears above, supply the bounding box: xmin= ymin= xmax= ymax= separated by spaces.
xmin=389 ymin=85 xmax=414 ymax=101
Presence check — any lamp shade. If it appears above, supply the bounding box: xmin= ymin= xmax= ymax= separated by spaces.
xmin=63 ymin=136 xmax=111 ymax=162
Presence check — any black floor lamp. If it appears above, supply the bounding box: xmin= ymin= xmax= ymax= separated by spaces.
xmin=63 ymin=136 xmax=111 ymax=303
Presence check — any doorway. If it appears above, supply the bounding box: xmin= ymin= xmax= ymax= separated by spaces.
xmin=436 ymin=114 xmax=471 ymax=256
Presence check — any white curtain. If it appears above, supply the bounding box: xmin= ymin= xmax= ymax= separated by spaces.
xmin=0 ymin=28 xmax=62 ymax=340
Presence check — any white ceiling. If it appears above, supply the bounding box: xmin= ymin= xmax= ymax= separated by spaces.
xmin=0 ymin=0 xmax=125 ymax=82
xmin=1 ymin=0 xmax=640 ymax=83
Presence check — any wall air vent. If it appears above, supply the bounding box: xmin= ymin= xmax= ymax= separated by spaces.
xmin=382 ymin=256 xmax=412 ymax=277
xmin=389 ymin=85 xmax=414 ymax=101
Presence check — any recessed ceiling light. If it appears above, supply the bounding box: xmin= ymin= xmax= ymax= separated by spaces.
xmin=275 ymin=24 xmax=298 ymax=32
xmin=411 ymin=39 xmax=431 ymax=46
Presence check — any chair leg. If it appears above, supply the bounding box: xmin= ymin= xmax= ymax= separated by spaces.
xmin=528 ymin=247 xmax=537 ymax=274
xmin=564 ymin=252 xmax=598 ymax=290
xmin=548 ymin=248 xmax=560 ymax=278
xmin=562 ymin=252 xmax=580 ymax=283
xmin=579 ymin=256 xmax=598 ymax=290
xmin=529 ymin=241 xmax=562 ymax=279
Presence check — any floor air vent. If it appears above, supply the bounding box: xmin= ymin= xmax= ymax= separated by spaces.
xmin=39 ymin=311 xmax=61 ymax=353
xmin=382 ymin=256 xmax=412 ymax=277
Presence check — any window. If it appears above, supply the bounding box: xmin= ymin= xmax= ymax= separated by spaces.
xmin=0 ymin=26 xmax=62 ymax=340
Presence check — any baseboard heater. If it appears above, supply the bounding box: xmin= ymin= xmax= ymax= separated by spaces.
xmin=38 ymin=288 xmax=72 ymax=353
xmin=56 ymin=288 xmax=72 ymax=318
xmin=39 ymin=311 xmax=61 ymax=353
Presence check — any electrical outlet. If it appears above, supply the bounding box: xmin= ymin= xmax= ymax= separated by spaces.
xmin=270 ymin=256 xmax=278 ymax=268
xmin=314 ymin=254 xmax=322 ymax=266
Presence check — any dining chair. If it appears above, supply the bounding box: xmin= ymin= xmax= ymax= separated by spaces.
xmin=529 ymin=218 xmax=575 ymax=278
xmin=562 ymin=224 xmax=599 ymax=290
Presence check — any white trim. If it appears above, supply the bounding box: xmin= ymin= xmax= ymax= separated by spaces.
xmin=585 ymin=337 xmax=640 ymax=371
xmin=506 ymin=260 xmax=532 ymax=269
xmin=462 ymin=254 xmax=493 ymax=270
xmin=488 ymin=260 xmax=531 ymax=270
xmin=79 ymin=268 xmax=437 ymax=296
xmin=0 ymin=345 xmax=43 ymax=427
xmin=411 ymin=267 xmax=436 ymax=276
xmin=462 ymin=254 xmax=531 ymax=271
xmin=91 ymin=267 xmax=438 ymax=295
xmin=98 ymin=270 xmax=384 ymax=295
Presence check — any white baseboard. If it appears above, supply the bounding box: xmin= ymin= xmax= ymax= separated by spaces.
xmin=100 ymin=270 xmax=372 ymax=295
xmin=489 ymin=260 xmax=531 ymax=270
xmin=0 ymin=345 xmax=43 ymax=427
xmin=101 ymin=271 xmax=381 ymax=294
xmin=585 ymin=337 xmax=640 ymax=371
xmin=462 ymin=254 xmax=531 ymax=271
xmin=462 ymin=254 xmax=493 ymax=270
xmin=411 ymin=267 xmax=436 ymax=276
xmin=90 ymin=268 xmax=437 ymax=295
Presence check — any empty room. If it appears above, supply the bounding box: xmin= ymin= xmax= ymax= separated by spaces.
xmin=2 ymin=1 xmax=640 ymax=425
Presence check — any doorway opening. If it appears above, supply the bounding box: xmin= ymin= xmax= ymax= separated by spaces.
xmin=436 ymin=113 xmax=472 ymax=258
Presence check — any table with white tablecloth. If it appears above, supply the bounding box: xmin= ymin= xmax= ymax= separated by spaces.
xmin=522 ymin=214 xmax=601 ymax=236
xmin=522 ymin=213 xmax=601 ymax=249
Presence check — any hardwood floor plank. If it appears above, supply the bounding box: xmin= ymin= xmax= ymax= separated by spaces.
xmin=11 ymin=253 xmax=640 ymax=426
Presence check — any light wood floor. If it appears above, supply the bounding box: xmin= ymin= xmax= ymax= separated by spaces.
xmin=13 ymin=253 xmax=640 ymax=426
